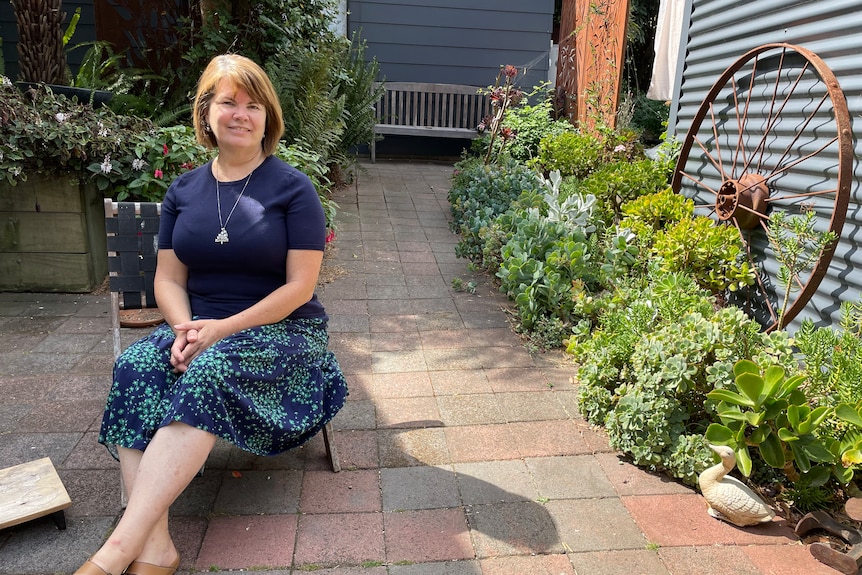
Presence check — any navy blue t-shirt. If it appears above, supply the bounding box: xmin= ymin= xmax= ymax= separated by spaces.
xmin=158 ymin=155 xmax=328 ymax=320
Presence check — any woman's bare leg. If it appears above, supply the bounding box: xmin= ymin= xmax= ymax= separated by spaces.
xmin=116 ymin=448 xmax=176 ymax=568
xmin=81 ymin=422 xmax=216 ymax=574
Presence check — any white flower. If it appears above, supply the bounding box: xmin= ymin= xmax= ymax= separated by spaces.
xmin=100 ymin=155 xmax=113 ymax=174
xmin=0 ymin=76 xmax=11 ymax=87
xmin=12 ymin=167 xmax=21 ymax=177
xmin=98 ymin=122 xmax=108 ymax=137
xmin=55 ymin=112 xmax=68 ymax=123
xmin=614 ymin=144 xmax=626 ymax=153
xmin=132 ymin=158 xmax=147 ymax=171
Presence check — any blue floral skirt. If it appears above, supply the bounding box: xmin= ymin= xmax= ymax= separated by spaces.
xmin=98 ymin=318 xmax=348 ymax=456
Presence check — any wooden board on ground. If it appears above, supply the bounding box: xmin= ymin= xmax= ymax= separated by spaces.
xmin=0 ymin=457 xmax=72 ymax=530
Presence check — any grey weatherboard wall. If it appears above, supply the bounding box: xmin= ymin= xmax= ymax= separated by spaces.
xmin=347 ymin=0 xmax=554 ymax=90
xmin=668 ymin=0 xmax=862 ymax=331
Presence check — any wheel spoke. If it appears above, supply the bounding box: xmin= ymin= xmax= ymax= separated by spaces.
xmin=766 ymin=92 xmax=830 ymax=175
xmin=708 ymin=102 xmax=729 ymax=181
xmin=678 ymin=170 xmax=720 ymax=196
xmin=761 ymin=136 xmax=839 ymax=183
xmin=755 ymin=47 xmax=788 ymax=174
xmin=690 ymin=134 xmax=726 ymax=179
xmin=765 ymin=188 xmax=838 ymax=203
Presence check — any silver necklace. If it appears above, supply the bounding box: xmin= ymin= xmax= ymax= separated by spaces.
xmin=214 ymin=161 xmax=253 ymax=244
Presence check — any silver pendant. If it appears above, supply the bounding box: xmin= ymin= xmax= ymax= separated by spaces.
xmin=215 ymin=228 xmax=229 ymax=244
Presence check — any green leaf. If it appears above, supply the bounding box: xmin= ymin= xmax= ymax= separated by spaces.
xmin=760 ymin=433 xmax=786 ymax=468
xmin=842 ymin=449 xmax=862 ymax=467
xmin=707 ymin=389 xmax=755 ymax=408
xmin=736 ymin=445 xmax=753 ymax=476
xmin=835 ymin=404 xmax=862 ymax=428
xmin=735 ymin=372 xmax=765 ymax=406
xmin=778 ymin=374 xmax=806 ymax=397
xmin=745 ymin=411 xmax=765 ymax=426
xmin=803 ymin=465 xmax=832 ymax=487
xmin=778 ymin=427 xmax=799 ymax=442
xmin=762 ymin=364 xmax=785 ymax=397
xmin=790 ymin=442 xmax=811 ymax=473
xmin=802 ymin=442 xmax=836 ymax=464
xmin=705 ymin=423 xmax=735 ymax=444
xmin=733 ymin=359 xmax=760 ymax=378
xmin=763 ymin=399 xmax=789 ymax=420
xmin=787 ymin=404 xmax=803 ymax=430
xmin=833 ymin=465 xmax=854 ymax=485
xmin=749 ymin=424 xmax=771 ymax=444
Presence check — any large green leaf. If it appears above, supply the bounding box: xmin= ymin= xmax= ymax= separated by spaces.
xmin=707 ymin=389 xmax=755 ymax=408
xmin=802 ymin=441 xmax=836 ymax=464
xmin=760 ymin=433 xmax=785 ymax=468
xmin=763 ymin=399 xmax=789 ymax=420
xmin=778 ymin=374 xmax=806 ymax=397
xmin=736 ymin=445 xmax=753 ymax=476
xmin=749 ymin=424 xmax=771 ymax=444
xmin=803 ymin=465 xmax=831 ymax=487
xmin=733 ymin=359 xmax=760 ymax=378
xmin=835 ymin=404 xmax=862 ymax=428
xmin=842 ymin=449 xmax=862 ymax=466
xmin=778 ymin=427 xmax=799 ymax=442
xmin=735 ymin=372 xmax=765 ymax=406
xmin=705 ymin=423 xmax=735 ymax=444
xmin=790 ymin=441 xmax=811 ymax=473
xmin=833 ymin=465 xmax=854 ymax=484
xmin=762 ymin=364 xmax=785 ymax=398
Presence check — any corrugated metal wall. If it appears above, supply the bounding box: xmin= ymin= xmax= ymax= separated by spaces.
xmin=347 ymin=0 xmax=554 ymax=89
xmin=668 ymin=0 xmax=862 ymax=331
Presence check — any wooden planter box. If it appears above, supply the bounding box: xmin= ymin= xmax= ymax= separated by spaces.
xmin=0 ymin=174 xmax=107 ymax=292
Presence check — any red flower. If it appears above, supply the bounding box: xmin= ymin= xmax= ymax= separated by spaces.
xmin=154 ymin=169 xmax=164 ymax=179
xmin=503 ymin=65 xmax=518 ymax=78
xmin=325 ymin=229 xmax=336 ymax=243
xmin=163 ymin=144 xmax=169 ymax=155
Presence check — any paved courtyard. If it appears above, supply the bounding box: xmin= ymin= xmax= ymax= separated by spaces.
xmin=0 ymin=161 xmax=834 ymax=574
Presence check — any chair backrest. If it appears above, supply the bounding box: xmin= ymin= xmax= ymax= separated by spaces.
xmin=104 ymin=199 xmax=161 ymax=311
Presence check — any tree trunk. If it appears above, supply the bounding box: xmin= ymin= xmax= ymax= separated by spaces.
xmin=11 ymin=0 xmax=67 ymax=84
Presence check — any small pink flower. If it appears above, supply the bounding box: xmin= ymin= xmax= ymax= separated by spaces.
xmin=325 ymin=229 xmax=336 ymax=243
xmin=614 ymin=144 xmax=627 ymax=153
xmin=154 ymin=169 xmax=164 ymax=179
xmin=163 ymin=144 xmax=169 ymax=155
xmin=503 ymin=65 xmax=518 ymax=78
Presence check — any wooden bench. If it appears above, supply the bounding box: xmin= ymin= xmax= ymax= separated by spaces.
xmin=103 ymin=200 xmax=341 ymax=505
xmin=0 ymin=458 xmax=72 ymax=530
xmin=371 ymin=81 xmax=490 ymax=162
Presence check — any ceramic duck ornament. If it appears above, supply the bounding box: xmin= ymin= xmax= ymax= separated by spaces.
xmin=698 ymin=444 xmax=775 ymax=527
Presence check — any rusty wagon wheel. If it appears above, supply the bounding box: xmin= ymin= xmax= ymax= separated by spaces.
xmin=671 ymin=43 xmax=852 ymax=331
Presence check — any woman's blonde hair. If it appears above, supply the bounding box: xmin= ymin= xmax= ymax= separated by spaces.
xmin=192 ymin=54 xmax=285 ymax=156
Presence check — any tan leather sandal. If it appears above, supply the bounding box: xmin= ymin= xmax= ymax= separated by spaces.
xmin=72 ymin=559 xmax=113 ymax=575
xmin=124 ymin=556 xmax=180 ymax=575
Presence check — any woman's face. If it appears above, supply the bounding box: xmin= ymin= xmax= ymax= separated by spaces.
xmin=207 ymin=79 xmax=266 ymax=155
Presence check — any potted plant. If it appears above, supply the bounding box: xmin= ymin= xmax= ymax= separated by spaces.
xmin=0 ymin=77 xmax=153 ymax=292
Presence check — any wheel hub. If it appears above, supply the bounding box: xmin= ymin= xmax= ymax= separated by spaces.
xmin=715 ymin=173 xmax=769 ymax=229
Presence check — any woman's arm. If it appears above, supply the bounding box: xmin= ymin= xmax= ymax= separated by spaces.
xmin=153 ymin=249 xmax=192 ymax=327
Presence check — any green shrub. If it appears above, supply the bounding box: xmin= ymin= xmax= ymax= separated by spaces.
xmin=620 ymin=187 xmax=693 ymax=243
xmin=576 ymin=158 xmax=670 ymax=223
xmin=651 ymin=217 xmax=756 ymax=294
xmin=496 ymin=215 xmax=592 ymax=330
xmin=448 ymin=157 xmax=541 ymax=263
xmin=529 ymin=131 xmax=604 ymax=179
xmin=489 ymin=92 xmax=574 ymax=162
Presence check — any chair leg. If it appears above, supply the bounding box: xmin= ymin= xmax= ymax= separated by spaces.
xmin=322 ymin=422 xmax=340 ymax=472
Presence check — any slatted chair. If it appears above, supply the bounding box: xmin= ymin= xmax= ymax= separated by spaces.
xmin=103 ymin=199 xmax=341 ymax=505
